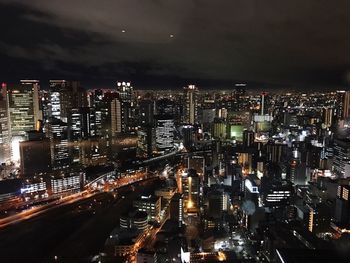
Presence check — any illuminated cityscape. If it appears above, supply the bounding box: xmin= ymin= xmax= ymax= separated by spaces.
xmin=1 ymin=1 xmax=350 ymax=263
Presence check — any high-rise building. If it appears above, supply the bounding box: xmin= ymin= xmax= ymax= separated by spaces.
xmin=47 ymin=118 xmax=69 ymax=170
xmin=260 ymin=92 xmax=269 ymax=115
xmin=332 ymin=138 xmax=350 ymax=178
xmin=116 ymin=81 xmax=135 ymax=132
xmin=335 ymin=184 xmax=350 ymax=225
xmin=182 ymin=169 xmax=200 ymax=213
xmin=139 ymin=99 xmax=155 ymax=127
xmin=68 ymin=107 xmax=96 ymax=140
xmin=0 ymin=83 xmax=10 ymax=164
xmin=182 ymin=125 xmax=195 ymax=149
xmin=49 ymin=80 xmax=86 ymax=122
xmin=68 ymin=107 xmax=97 ymax=164
xmin=170 ymin=193 xmax=184 ymax=227
xmin=155 ymin=116 xmax=174 ymax=152
xmin=342 ymin=90 xmax=350 ymax=119
xmin=89 ymin=89 xmax=112 ymax=139
xmin=7 ymin=80 xmax=41 ymax=161
xmin=110 ymin=97 xmax=122 ymax=136
xmin=183 ymin=85 xmax=198 ymax=124
xmin=322 ymin=107 xmax=335 ymax=128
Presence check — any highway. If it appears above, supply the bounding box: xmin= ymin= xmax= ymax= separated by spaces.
xmin=0 ymin=170 xmax=151 ymax=229
xmin=0 ymin=176 xmax=162 ymax=263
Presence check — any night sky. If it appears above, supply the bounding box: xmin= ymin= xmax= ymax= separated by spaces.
xmin=1 ymin=0 xmax=350 ymax=90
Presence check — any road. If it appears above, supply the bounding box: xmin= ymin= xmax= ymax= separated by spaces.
xmin=0 ymin=170 xmax=151 ymax=229
xmin=0 ymin=177 xmax=162 ymax=263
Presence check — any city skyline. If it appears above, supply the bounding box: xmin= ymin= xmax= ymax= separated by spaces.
xmin=2 ymin=2 xmax=350 ymax=263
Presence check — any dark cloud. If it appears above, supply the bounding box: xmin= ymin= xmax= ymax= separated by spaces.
xmin=1 ymin=0 xmax=350 ymax=89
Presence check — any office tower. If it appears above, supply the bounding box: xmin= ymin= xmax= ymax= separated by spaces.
xmin=68 ymin=107 xmax=97 ymax=164
xmin=7 ymin=80 xmax=40 ymax=135
xmin=322 ymin=107 xmax=335 ymax=128
xmin=260 ymin=92 xmax=270 ymax=115
xmin=335 ymin=185 xmax=350 ymax=225
xmin=138 ymin=99 xmax=155 ymax=127
xmin=0 ymin=83 xmax=10 ymax=164
xmin=116 ymin=81 xmax=135 ymax=132
xmin=336 ymin=91 xmax=345 ymax=120
xmin=170 ymin=193 xmax=184 ymax=227
xmin=182 ymin=169 xmax=200 ymax=213
xmin=47 ymin=118 xmax=69 ymax=170
xmin=137 ymin=99 xmax=156 ymax=157
xmin=40 ymin=89 xmax=51 ymax=122
xmin=110 ymin=97 xmax=122 ymax=136
xmin=332 ymin=138 xmax=350 ymax=178
xmin=183 ymin=85 xmax=198 ymax=124
xmin=69 ymin=107 xmax=96 ymax=140
xmin=182 ymin=125 xmax=195 ymax=149
xmin=7 ymin=80 xmax=41 ymax=161
xmin=342 ymin=90 xmax=350 ymax=119
xmin=90 ymin=89 xmax=112 ymax=139
xmin=49 ymin=80 xmax=86 ymax=122
xmin=117 ymin=81 xmax=133 ymax=102
xmin=19 ymin=131 xmax=51 ymax=175
xmin=137 ymin=128 xmax=155 ymax=158
xmin=155 ymin=115 xmax=174 ymax=152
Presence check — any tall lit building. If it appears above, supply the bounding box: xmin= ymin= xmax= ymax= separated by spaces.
xmin=155 ymin=115 xmax=174 ymax=152
xmin=183 ymin=85 xmax=198 ymax=124
xmin=182 ymin=169 xmax=200 ymax=213
xmin=116 ymin=81 xmax=135 ymax=132
xmin=47 ymin=118 xmax=70 ymax=170
xmin=0 ymin=83 xmax=10 ymax=163
xmin=68 ymin=107 xmax=97 ymax=164
xmin=342 ymin=90 xmax=350 ymax=119
xmin=89 ymin=89 xmax=112 ymax=139
xmin=7 ymin=80 xmax=41 ymax=161
xmin=110 ymin=97 xmax=122 ymax=136
xmin=138 ymin=99 xmax=156 ymax=157
xmin=49 ymin=80 xmax=86 ymax=122
xmin=170 ymin=193 xmax=184 ymax=227
xmin=335 ymin=185 xmax=350 ymax=225
xmin=332 ymin=138 xmax=350 ymax=178
xmin=322 ymin=107 xmax=335 ymax=128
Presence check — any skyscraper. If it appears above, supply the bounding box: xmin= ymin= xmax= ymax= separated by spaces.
xmin=49 ymin=80 xmax=86 ymax=122
xmin=47 ymin=118 xmax=69 ymax=170
xmin=116 ymin=81 xmax=135 ymax=132
xmin=155 ymin=115 xmax=174 ymax=152
xmin=7 ymin=80 xmax=41 ymax=161
xmin=110 ymin=97 xmax=122 ymax=137
xmin=183 ymin=85 xmax=198 ymax=124
xmin=342 ymin=90 xmax=350 ymax=119
xmin=0 ymin=83 xmax=10 ymax=164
